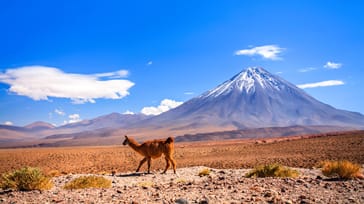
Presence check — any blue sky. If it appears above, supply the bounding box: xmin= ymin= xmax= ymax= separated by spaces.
xmin=0 ymin=0 xmax=363 ymax=126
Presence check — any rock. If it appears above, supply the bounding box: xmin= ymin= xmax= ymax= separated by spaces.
xmin=199 ymin=199 xmax=209 ymax=204
xmin=304 ymin=183 xmax=310 ymax=188
xmin=299 ymin=195 xmax=307 ymax=199
xmin=175 ymin=198 xmax=188 ymax=204
xmin=284 ymin=200 xmax=293 ymax=204
xmin=300 ymin=199 xmax=310 ymax=204
xmin=297 ymin=179 xmax=305 ymax=184
xmin=347 ymin=197 xmax=356 ymax=202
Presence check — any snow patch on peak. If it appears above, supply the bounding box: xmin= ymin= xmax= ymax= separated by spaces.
xmin=201 ymin=67 xmax=284 ymax=98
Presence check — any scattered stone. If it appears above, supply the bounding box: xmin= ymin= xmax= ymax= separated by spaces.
xmin=175 ymin=198 xmax=188 ymax=204
xmin=199 ymin=199 xmax=209 ymax=204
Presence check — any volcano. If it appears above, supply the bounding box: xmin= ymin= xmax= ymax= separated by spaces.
xmin=135 ymin=67 xmax=364 ymax=134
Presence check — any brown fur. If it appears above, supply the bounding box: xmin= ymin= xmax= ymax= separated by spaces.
xmin=122 ymin=135 xmax=176 ymax=174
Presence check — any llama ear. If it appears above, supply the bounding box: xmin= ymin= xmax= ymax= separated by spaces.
xmin=124 ymin=135 xmax=128 ymax=139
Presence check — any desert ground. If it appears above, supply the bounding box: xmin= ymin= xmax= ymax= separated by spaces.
xmin=0 ymin=131 xmax=363 ymax=175
xmin=0 ymin=131 xmax=363 ymax=203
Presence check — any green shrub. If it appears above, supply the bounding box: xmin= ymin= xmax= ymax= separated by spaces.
xmin=198 ymin=168 xmax=211 ymax=177
xmin=320 ymin=160 xmax=362 ymax=180
xmin=0 ymin=167 xmax=53 ymax=191
xmin=64 ymin=176 xmax=111 ymax=189
xmin=246 ymin=164 xmax=299 ymax=178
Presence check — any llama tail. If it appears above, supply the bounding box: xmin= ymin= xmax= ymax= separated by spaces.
xmin=165 ymin=137 xmax=174 ymax=144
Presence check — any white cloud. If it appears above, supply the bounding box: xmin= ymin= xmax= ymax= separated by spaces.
xmin=64 ymin=114 xmax=81 ymax=124
xmin=3 ymin=121 xmax=13 ymax=126
xmin=297 ymin=80 xmax=344 ymax=89
xmin=0 ymin=66 xmax=134 ymax=104
xmin=141 ymin=99 xmax=183 ymax=116
xmin=299 ymin=67 xmax=317 ymax=73
xmin=54 ymin=109 xmax=65 ymax=116
xmin=147 ymin=61 xmax=153 ymax=66
xmin=123 ymin=110 xmax=135 ymax=115
xmin=93 ymin=70 xmax=129 ymax=78
xmin=324 ymin=61 xmax=342 ymax=69
xmin=235 ymin=45 xmax=285 ymax=60
xmin=184 ymin=92 xmax=194 ymax=95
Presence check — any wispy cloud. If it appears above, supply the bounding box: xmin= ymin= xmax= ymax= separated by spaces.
xmin=93 ymin=70 xmax=129 ymax=78
xmin=324 ymin=61 xmax=342 ymax=69
xmin=147 ymin=61 xmax=153 ymax=66
xmin=184 ymin=92 xmax=194 ymax=95
xmin=54 ymin=109 xmax=65 ymax=116
xmin=0 ymin=66 xmax=135 ymax=104
xmin=3 ymin=121 xmax=13 ymax=126
xmin=297 ymin=80 xmax=344 ymax=89
xmin=298 ymin=67 xmax=317 ymax=73
xmin=235 ymin=45 xmax=285 ymax=60
xmin=141 ymin=99 xmax=183 ymax=116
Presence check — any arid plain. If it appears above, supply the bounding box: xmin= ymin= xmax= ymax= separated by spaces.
xmin=1 ymin=131 xmax=363 ymax=175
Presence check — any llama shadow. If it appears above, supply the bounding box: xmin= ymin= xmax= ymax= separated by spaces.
xmin=116 ymin=172 xmax=150 ymax=177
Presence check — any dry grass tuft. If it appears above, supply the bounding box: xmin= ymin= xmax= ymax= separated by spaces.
xmin=198 ymin=168 xmax=211 ymax=177
xmin=63 ymin=176 xmax=111 ymax=189
xmin=175 ymin=178 xmax=187 ymax=184
xmin=46 ymin=170 xmax=62 ymax=177
xmin=137 ymin=181 xmax=154 ymax=188
xmin=320 ymin=160 xmax=362 ymax=180
xmin=246 ymin=164 xmax=299 ymax=178
xmin=0 ymin=167 xmax=53 ymax=191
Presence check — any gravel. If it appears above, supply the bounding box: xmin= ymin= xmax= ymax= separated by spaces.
xmin=0 ymin=166 xmax=363 ymax=203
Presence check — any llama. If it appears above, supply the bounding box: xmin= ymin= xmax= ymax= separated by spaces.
xmin=122 ymin=135 xmax=177 ymax=174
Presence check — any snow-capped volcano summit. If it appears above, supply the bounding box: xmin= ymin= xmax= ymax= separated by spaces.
xmin=138 ymin=67 xmax=364 ymax=132
xmin=202 ymin=67 xmax=289 ymax=98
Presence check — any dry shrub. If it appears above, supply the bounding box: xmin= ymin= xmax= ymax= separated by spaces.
xmin=63 ymin=176 xmax=111 ymax=189
xmin=320 ymin=160 xmax=362 ymax=180
xmin=198 ymin=168 xmax=211 ymax=177
xmin=175 ymin=178 xmax=187 ymax=184
xmin=46 ymin=170 xmax=62 ymax=177
xmin=246 ymin=164 xmax=299 ymax=178
xmin=97 ymin=171 xmax=109 ymax=176
xmin=137 ymin=181 xmax=154 ymax=188
xmin=0 ymin=167 xmax=53 ymax=191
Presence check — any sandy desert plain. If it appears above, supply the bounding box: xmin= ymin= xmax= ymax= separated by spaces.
xmin=0 ymin=131 xmax=363 ymax=203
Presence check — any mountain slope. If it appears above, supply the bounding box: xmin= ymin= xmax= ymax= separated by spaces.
xmin=59 ymin=112 xmax=150 ymax=132
xmin=134 ymin=67 xmax=364 ymax=135
xmin=25 ymin=121 xmax=55 ymax=131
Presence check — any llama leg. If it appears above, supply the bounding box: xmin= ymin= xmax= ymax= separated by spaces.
xmin=170 ymin=157 xmax=177 ymax=174
xmin=147 ymin=158 xmax=152 ymax=174
xmin=136 ymin=157 xmax=147 ymax=172
xmin=162 ymin=157 xmax=171 ymax=174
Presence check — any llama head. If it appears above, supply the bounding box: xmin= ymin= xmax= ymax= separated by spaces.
xmin=122 ymin=135 xmax=129 ymax=145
